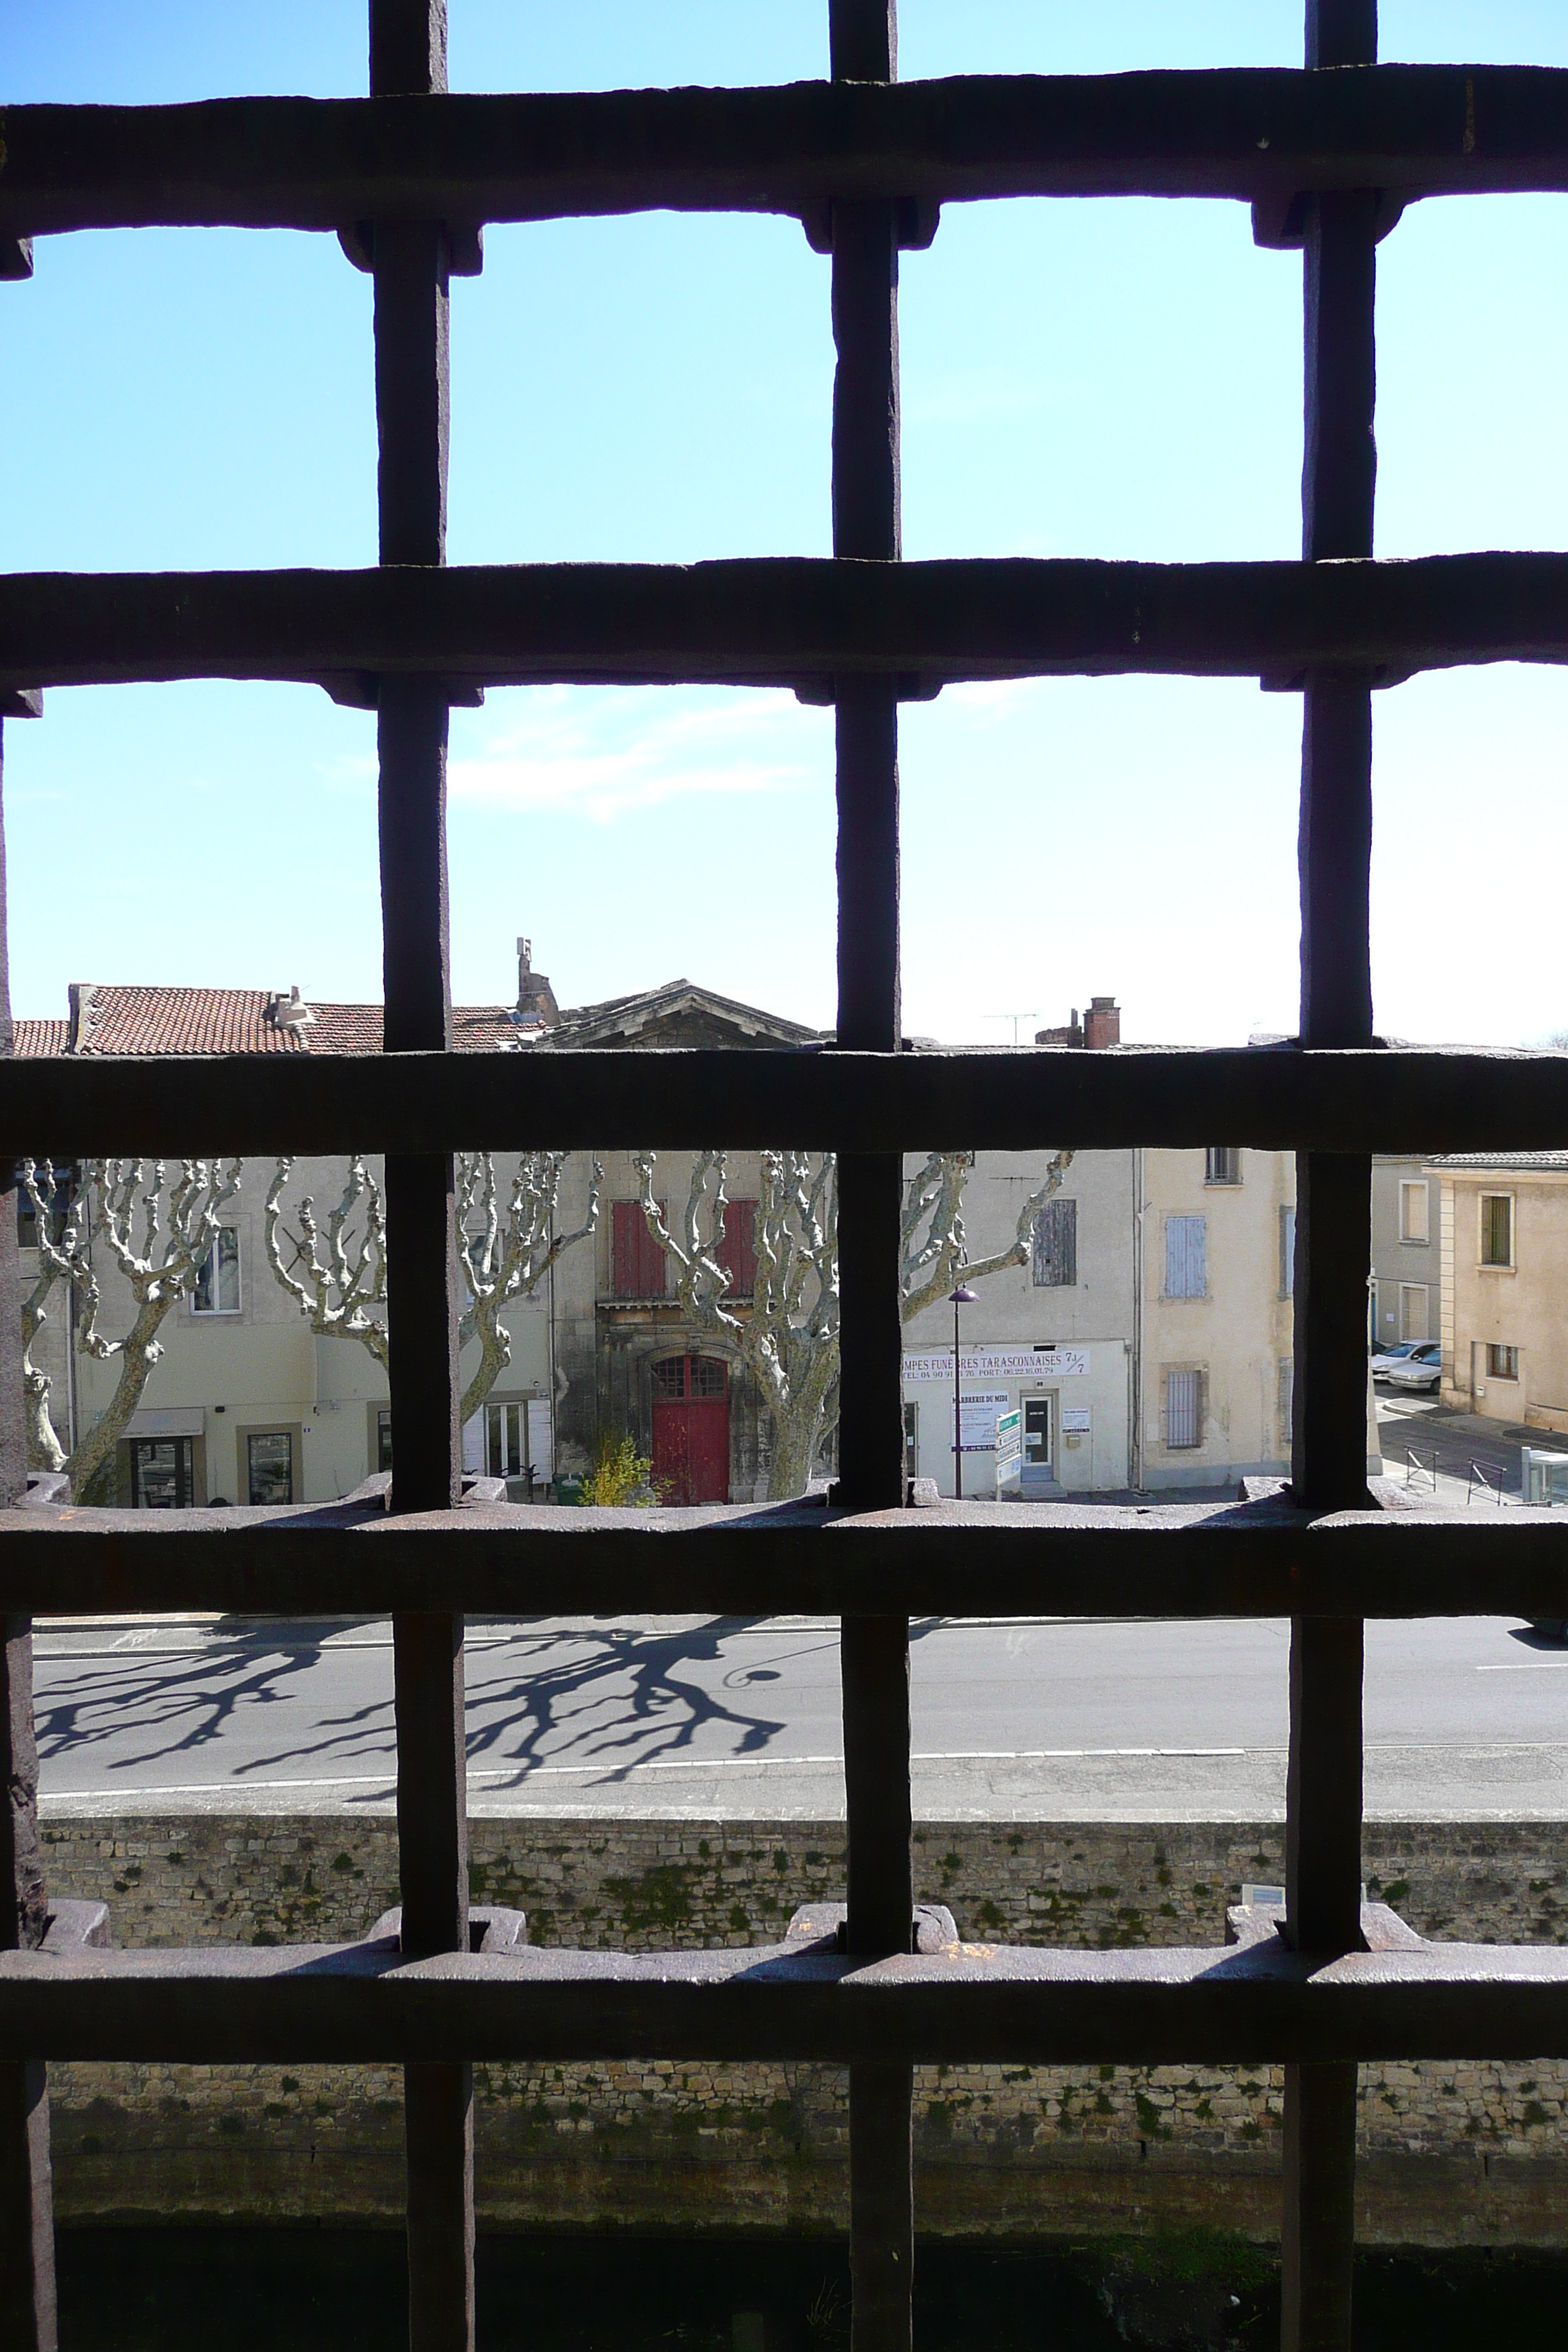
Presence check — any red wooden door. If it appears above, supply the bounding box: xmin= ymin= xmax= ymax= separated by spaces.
xmin=651 ymin=1355 xmax=731 ymax=1504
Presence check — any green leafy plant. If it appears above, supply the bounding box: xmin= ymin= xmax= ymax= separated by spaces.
xmin=579 ymin=1430 xmax=660 ymax=1507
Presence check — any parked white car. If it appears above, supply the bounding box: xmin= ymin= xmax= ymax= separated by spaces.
xmin=1376 ymin=1343 xmax=1442 ymax=1392
xmin=1370 ymin=1341 xmax=1425 ymax=1379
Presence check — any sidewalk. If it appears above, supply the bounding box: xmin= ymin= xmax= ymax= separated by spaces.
xmin=1376 ymin=1398 xmax=1568 ymax=1508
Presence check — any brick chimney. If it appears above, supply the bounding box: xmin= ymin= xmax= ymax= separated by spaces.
xmin=1035 ymin=995 xmax=1120 ymax=1049
xmin=514 ymin=936 xmax=560 ymax=1030
xmin=1083 ymin=995 xmax=1120 ymax=1050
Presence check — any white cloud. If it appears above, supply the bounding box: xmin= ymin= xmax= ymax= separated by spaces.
xmin=446 ymin=685 xmax=829 ymax=823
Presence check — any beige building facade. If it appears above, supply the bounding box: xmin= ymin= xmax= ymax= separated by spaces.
xmin=900 ymin=1149 xmax=1137 ymax=1498
xmin=1372 ymin=1156 xmax=1439 ymax=1349
xmin=900 ymin=1140 xmax=1297 ymax=1498
xmin=1433 ymin=1153 xmax=1568 ymax=1433
xmin=26 ymin=1155 xmax=554 ymax=1509
xmin=1139 ymin=1145 xmax=1297 ymax=1492
xmin=18 ymin=973 xmax=1300 ymax=1507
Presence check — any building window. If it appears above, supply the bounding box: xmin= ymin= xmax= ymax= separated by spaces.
xmin=1398 ymin=1283 xmax=1429 ymax=1344
xmin=1165 ymin=1368 xmax=1203 ymax=1449
xmin=611 ymin=1198 xmax=669 ymax=1300
xmin=129 ymin=1436 xmax=193 ymax=1509
xmin=246 ymin=1431 xmax=293 ymax=1507
xmin=16 ymin=1161 xmax=76 ymax=1248
xmin=654 ymin=1354 xmax=727 ymax=1400
xmin=1480 ymin=1193 xmax=1514 ymax=1268
xmin=716 ymin=1197 xmax=758 ymax=1298
xmin=1205 ymin=1147 xmax=1241 ymax=1185
xmin=192 ymin=1224 xmax=241 ymax=1314
xmin=1279 ymin=1205 xmax=1296 ymax=1298
xmin=486 ymin=1401 xmax=526 ymax=1478
xmin=903 ymin=1401 xmax=919 ymax=1485
xmin=1032 ymin=1196 xmax=1077 ymax=1287
xmin=377 ymin=1409 xmax=393 ymax=1472
xmin=1399 ymin=1179 xmax=1431 ymax=1245
xmin=1486 ymin=1343 xmax=1520 ymax=1381
xmin=1164 ymin=1215 xmax=1206 ymax=1299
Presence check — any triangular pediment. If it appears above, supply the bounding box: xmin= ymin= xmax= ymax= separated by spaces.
xmin=535 ymin=979 xmax=823 ymax=1052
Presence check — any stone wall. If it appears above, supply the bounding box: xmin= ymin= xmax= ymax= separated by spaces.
xmin=39 ymin=1813 xmax=1568 ymax=1955
xmin=37 ymin=1811 xmax=1568 ymax=2244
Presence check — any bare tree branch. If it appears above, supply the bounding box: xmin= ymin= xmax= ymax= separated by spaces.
xmin=456 ymin=1150 xmax=601 ymax=1425
xmin=636 ymin=1147 xmax=1067 ymax=1501
xmin=899 ymin=1150 xmax=1076 ymax=1322
xmin=64 ymin=1158 xmax=242 ymax=1502
xmin=18 ymin=1159 xmax=91 ymax=1472
xmin=263 ymin=1156 xmax=389 ymax=1368
xmin=262 ymin=1151 xmax=602 ymax=1433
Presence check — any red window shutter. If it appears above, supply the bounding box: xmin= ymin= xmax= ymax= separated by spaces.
xmin=717 ymin=1198 xmax=757 ymax=1297
xmin=613 ymin=1199 xmax=668 ymax=1298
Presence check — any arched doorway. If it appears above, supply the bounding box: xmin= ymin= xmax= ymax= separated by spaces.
xmin=651 ymin=1354 xmax=731 ymax=1504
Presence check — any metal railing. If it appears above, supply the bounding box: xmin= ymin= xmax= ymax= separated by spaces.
xmin=1466 ymin=1460 xmax=1510 ymax=1509
xmin=4 ymin=5 xmax=1568 ymax=2348
xmin=1401 ymin=1444 xmax=1439 ymax=1496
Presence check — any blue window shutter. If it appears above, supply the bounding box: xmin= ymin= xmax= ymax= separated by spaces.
xmin=1166 ymin=1215 xmax=1206 ymax=1298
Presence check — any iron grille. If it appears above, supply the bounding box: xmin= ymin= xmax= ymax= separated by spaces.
xmin=4 ymin=4 xmax=1568 ymax=2348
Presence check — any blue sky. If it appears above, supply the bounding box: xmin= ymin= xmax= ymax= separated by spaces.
xmin=4 ymin=2 xmax=1568 ymax=1047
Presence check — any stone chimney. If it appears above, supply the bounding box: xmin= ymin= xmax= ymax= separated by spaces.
xmin=1083 ymin=995 xmax=1120 ymax=1050
xmin=1033 ymin=1008 xmax=1083 ymax=1049
xmin=66 ymin=982 xmax=100 ymax=1053
xmin=1034 ymin=995 xmax=1120 ymax=1049
xmin=514 ymin=937 xmax=560 ymax=1030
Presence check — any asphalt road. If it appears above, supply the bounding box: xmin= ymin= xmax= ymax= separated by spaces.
xmin=31 ymin=1610 xmax=1568 ymax=1822
xmin=1376 ymin=1395 xmax=1532 ymax=1501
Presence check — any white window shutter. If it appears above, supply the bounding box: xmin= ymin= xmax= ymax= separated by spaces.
xmin=527 ymin=1399 xmax=554 ymax=1482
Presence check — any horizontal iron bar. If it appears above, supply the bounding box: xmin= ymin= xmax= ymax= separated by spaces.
xmin=1 ymin=1043 xmax=1566 ymax=1158
xmin=7 ymin=555 xmax=1568 ymax=694
xmin=3 ymin=1499 xmax=1568 ymax=1620
xmin=3 ymin=1934 xmax=1567 ymax=2065
xmin=2 ymin=68 xmax=1567 ymax=238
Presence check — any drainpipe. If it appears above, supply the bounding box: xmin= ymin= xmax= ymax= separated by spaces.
xmin=1130 ymin=1147 xmax=1145 ymax=1490
xmin=545 ymin=1203 xmax=558 ymax=1501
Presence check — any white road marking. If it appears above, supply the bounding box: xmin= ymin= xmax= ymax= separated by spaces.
xmin=44 ymin=1739 xmax=1568 ymax=1803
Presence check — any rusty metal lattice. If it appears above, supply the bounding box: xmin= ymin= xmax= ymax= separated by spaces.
xmin=4 ymin=3 xmax=1568 ymax=2347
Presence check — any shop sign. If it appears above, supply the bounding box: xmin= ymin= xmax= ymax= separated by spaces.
xmin=902 ymin=1346 xmax=1090 ymax=1383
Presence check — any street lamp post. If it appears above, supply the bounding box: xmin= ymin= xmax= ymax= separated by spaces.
xmin=948 ymin=1282 xmax=979 ymax=1501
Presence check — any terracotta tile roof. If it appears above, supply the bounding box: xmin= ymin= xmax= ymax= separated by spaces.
xmin=13 ymin=1019 xmax=67 ymax=1058
xmin=17 ymin=986 xmax=531 ymax=1058
xmin=77 ymin=987 xmax=312 ymax=1055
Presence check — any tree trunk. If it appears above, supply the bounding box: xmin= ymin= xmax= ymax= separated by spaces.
xmin=458 ymin=1299 xmax=510 ymax=1429
xmin=64 ymin=1290 xmax=181 ymax=1504
xmin=20 ymin=1274 xmax=66 ymax=1474
xmin=759 ymin=1345 xmax=840 ymax=1501
xmin=764 ymin=1406 xmax=823 ymax=1502
xmin=22 ymin=1372 xmax=64 ymax=1477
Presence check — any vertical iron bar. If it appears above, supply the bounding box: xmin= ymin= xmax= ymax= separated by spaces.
xmin=0 ymin=721 xmax=56 ymax=2350
xmin=404 ymin=2061 xmax=475 ymax=2351
xmin=1284 ymin=9 xmax=1378 ymax=2348
xmin=829 ymin=12 xmax=913 ymax=2352
xmin=831 ymin=12 xmax=910 ymax=1950
xmin=1281 ymin=2051 xmax=1359 ymax=2352
xmin=369 ymin=7 xmax=472 ymax=2347
xmin=848 ymin=2052 xmax=913 ymax=2349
